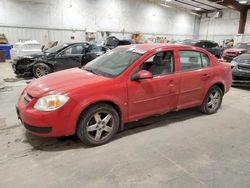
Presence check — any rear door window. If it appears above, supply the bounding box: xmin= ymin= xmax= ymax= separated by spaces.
xmin=179 ymin=51 xmax=210 ymax=71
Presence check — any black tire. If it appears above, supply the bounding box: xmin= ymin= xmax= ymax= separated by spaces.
xmin=200 ymin=86 xmax=223 ymax=114
xmin=77 ymin=103 xmax=119 ymax=146
xmin=33 ymin=63 xmax=52 ymax=78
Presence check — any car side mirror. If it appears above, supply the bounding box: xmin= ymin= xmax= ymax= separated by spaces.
xmin=132 ymin=70 xmax=153 ymax=81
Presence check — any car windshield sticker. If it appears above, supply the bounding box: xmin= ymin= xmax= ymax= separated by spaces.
xmin=127 ymin=48 xmax=147 ymax=54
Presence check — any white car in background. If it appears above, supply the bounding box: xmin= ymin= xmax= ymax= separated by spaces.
xmin=10 ymin=40 xmax=42 ymax=60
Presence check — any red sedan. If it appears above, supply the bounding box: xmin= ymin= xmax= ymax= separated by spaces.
xmin=16 ymin=44 xmax=232 ymax=146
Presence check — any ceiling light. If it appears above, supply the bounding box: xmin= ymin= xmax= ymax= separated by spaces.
xmin=195 ymin=7 xmax=202 ymax=11
xmin=160 ymin=3 xmax=172 ymax=8
xmin=165 ymin=0 xmax=172 ymax=1
xmin=238 ymin=0 xmax=248 ymax=4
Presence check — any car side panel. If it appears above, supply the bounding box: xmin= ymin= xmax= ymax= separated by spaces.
xmin=67 ymin=79 xmax=128 ymax=134
xmin=175 ymin=49 xmax=222 ymax=110
xmin=177 ymin=68 xmax=213 ymax=109
xmin=127 ymin=73 xmax=180 ymax=122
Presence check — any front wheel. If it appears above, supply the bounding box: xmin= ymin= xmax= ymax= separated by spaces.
xmin=200 ymin=86 xmax=223 ymax=114
xmin=33 ymin=63 xmax=52 ymax=78
xmin=77 ymin=103 xmax=119 ymax=146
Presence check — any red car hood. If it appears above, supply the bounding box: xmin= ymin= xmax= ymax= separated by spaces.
xmin=224 ymin=48 xmax=246 ymax=53
xmin=26 ymin=68 xmax=110 ymax=98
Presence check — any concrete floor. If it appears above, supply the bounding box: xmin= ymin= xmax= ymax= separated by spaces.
xmin=1 ymin=62 xmax=250 ymax=188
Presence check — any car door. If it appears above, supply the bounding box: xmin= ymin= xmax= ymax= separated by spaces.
xmin=177 ymin=50 xmax=213 ymax=109
xmin=127 ymin=50 xmax=180 ymax=121
xmin=54 ymin=44 xmax=85 ymax=71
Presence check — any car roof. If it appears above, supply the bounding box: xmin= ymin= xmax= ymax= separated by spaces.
xmin=118 ymin=43 xmax=200 ymax=51
xmin=64 ymin=42 xmax=89 ymax=45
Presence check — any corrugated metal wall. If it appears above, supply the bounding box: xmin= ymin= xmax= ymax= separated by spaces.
xmin=0 ymin=26 xmax=86 ymax=45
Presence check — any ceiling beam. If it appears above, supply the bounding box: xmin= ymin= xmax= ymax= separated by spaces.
xmin=174 ymin=0 xmax=210 ymax=11
xmin=239 ymin=6 xmax=248 ymax=33
xmin=209 ymin=0 xmax=242 ymax=11
xmin=191 ymin=0 xmax=221 ymax=10
xmin=209 ymin=0 xmax=250 ymax=34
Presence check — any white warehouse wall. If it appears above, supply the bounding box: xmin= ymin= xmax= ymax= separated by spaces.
xmin=199 ymin=9 xmax=250 ymax=45
xmin=0 ymin=0 xmax=196 ymax=45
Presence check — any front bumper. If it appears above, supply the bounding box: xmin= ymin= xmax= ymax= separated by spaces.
xmin=232 ymin=79 xmax=250 ymax=85
xmin=24 ymin=123 xmax=52 ymax=134
xmin=12 ymin=60 xmax=19 ymax=73
xmin=232 ymin=66 xmax=250 ymax=79
xmin=12 ymin=59 xmax=34 ymax=74
xmin=16 ymin=90 xmax=78 ymax=137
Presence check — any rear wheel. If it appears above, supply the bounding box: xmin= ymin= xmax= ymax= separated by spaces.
xmin=200 ymin=86 xmax=223 ymax=114
xmin=33 ymin=63 xmax=52 ymax=78
xmin=77 ymin=103 xmax=119 ymax=146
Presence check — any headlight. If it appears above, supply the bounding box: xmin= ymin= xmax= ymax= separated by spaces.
xmin=230 ymin=60 xmax=238 ymax=68
xmin=34 ymin=95 xmax=69 ymax=111
xmin=231 ymin=60 xmax=238 ymax=66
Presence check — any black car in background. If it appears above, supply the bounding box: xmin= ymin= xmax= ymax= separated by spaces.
xmin=231 ymin=50 xmax=250 ymax=84
xmin=105 ymin=36 xmax=132 ymax=49
xmin=12 ymin=42 xmax=108 ymax=77
xmin=176 ymin=39 xmax=223 ymax=58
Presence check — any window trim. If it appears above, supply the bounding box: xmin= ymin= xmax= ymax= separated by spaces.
xmin=179 ymin=50 xmax=211 ymax=72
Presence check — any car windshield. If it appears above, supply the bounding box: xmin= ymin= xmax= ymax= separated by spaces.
xmin=84 ymin=48 xmax=145 ymax=77
xmin=234 ymin=43 xmax=250 ymax=50
xmin=45 ymin=44 xmax=68 ymax=53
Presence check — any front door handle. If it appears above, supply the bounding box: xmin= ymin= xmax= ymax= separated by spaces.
xmin=169 ymin=80 xmax=175 ymax=87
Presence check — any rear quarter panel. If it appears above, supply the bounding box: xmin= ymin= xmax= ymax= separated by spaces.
xmin=206 ymin=56 xmax=232 ymax=94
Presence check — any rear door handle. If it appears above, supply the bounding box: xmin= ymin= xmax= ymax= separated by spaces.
xmin=203 ymin=73 xmax=210 ymax=80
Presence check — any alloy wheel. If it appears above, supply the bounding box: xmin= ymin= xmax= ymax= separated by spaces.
xmin=207 ymin=90 xmax=221 ymax=111
xmin=86 ymin=111 xmax=114 ymax=141
xmin=35 ymin=65 xmax=49 ymax=77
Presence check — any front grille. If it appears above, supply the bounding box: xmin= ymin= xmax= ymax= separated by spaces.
xmin=23 ymin=92 xmax=34 ymax=105
xmin=238 ymin=65 xmax=250 ymax=71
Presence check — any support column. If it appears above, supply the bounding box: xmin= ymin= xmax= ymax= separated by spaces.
xmin=238 ymin=7 xmax=248 ymax=34
xmin=193 ymin=15 xmax=201 ymax=40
